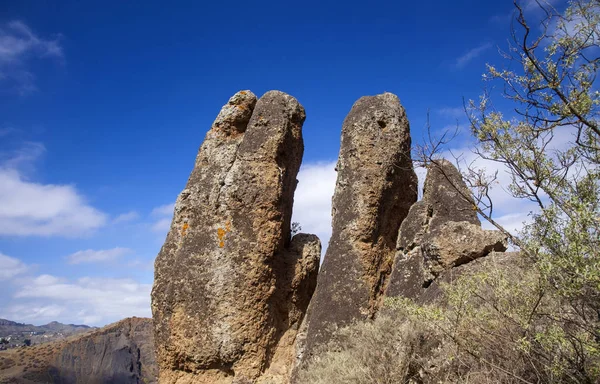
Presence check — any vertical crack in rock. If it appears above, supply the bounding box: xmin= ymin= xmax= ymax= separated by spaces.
xmin=385 ymin=159 xmax=508 ymax=301
xmin=151 ymin=90 xmax=320 ymax=384
xmin=298 ymin=93 xmax=418 ymax=367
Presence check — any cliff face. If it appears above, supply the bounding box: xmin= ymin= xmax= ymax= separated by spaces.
xmin=151 ymin=90 xmax=320 ymax=384
xmin=50 ymin=317 xmax=156 ymax=384
xmin=0 ymin=317 xmax=156 ymax=384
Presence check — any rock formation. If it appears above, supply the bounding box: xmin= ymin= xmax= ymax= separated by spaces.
xmin=385 ymin=159 xmax=508 ymax=301
xmin=151 ymin=90 xmax=320 ymax=384
xmin=299 ymin=93 xmax=418 ymax=363
xmin=0 ymin=317 xmax=156 ymax=384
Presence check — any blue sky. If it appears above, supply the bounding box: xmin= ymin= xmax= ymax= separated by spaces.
xmin=0 ymin=0 xmax=557 ymax=326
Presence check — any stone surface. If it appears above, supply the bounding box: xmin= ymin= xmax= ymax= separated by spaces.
xmin=151 ymin=90 xmax=320 ymax=384
xmin=421 ymin=251 xmax=523 ymax=304
xmin=51 ymin=317 xmax=156 ymax=384
xmin=0 ymin=317 xmax=156 ymax=384
xmin=422 ymin=221 xmax=507 ymax=276
xmin=299 ymin=93 xmax=418 ymax=363
xmin=386 ymin=159 xmax=508 ymax=301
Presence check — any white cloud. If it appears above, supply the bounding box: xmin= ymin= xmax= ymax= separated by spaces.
xmin=0 ymin=20 xmax=63 ymax=94
xmin=113 ymin=211 xmax=139 ymax=224
xmin=0 ymin=304 xmax=66 ymax=323
xmin=9 ymin=274 xmax=151 ymax=326
xmin=0 ymin=142 xmax=108 ymax=237
xmin=151 ymin=218 xmax=172 ymax=233
xmin=66 ymin=247 xmax=133 ymax=264
xmin=0 ymin=168 xmax=108 ymax=236
xmin=455 ymin=42 xmax=493 ymax=69
xmin=150 ymin=203 xmax=175 ymax=234
xmin=0 ymin=21 xmax=62 ymax=62
xmin=292 ymin=161 xmax=337 ymax=256
xmin=151 ymin=203 xmax=174 ymax=217
xmin=0 ymin=252 xmax=29 ymax=280
xmin=126 ymin=258 xmax=154 ymax=271
xmin=0 ymin=141 xmax=45 ymax=170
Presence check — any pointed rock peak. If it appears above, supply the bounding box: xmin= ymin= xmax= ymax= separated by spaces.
xmin=386 ymin=158 xmax=508 ymax=302
xmin=424 ymin=159 xmax=480 ymax=230
xmin=212 ymin=90 xmax=257 ymax=135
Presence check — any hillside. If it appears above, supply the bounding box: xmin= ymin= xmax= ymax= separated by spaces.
xmin=0 ymin=319 xmax=93 ymax=350
xmin=0 ymin=317 xmax=156 ymax=384
xmin=0 ymin=319 xmax=92 ymax=337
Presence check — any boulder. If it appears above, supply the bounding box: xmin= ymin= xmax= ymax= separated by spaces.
xmin=299 ymin=93 xmax=418 ymax=363
xmin=151 ymin=90 xmax=320 ymax=383
xmin=386 ymin=159 xmax=508 ymax=301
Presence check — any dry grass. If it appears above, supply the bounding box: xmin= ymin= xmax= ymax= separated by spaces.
xmin=298 ymin=258 xmax=600 ymax=384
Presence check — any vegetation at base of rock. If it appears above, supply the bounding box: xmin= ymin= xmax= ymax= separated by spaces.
xmin=465 ymin=0 xmax=600 ymax=381
xmin=298 ymin=254 xmax=600 ymax=383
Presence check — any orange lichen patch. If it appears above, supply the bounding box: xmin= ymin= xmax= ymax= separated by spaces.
xmin=182 ymin=222 xmax=189 ymax=237
xmin=240 ymin=91 xmax=247 ymax=95
xmin=217 ymin=221 xmax=231 ymax=248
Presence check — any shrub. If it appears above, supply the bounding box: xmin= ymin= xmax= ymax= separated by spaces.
xmin=296 ymin=314 xmax=426 ymax=384
xmin=299 ymin=255 xmax=600 ymax=383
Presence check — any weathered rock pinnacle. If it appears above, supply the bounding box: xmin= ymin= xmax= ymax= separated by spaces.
xmin=298 ymin=93 xmax=418 ymax=364
xmin=385 ymin=159 xmax=508 ymax=301
xmin=151 ymin=90 xmax=320 ymax=384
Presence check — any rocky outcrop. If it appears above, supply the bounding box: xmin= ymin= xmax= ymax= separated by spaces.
xmin=299 ymin=93 xmax=418 ymax=363
xmin=0 ymin=317 xmax=156 ymax=384
xmin=151 ymin=90 xmax=320 ymax=384
xmin=385 ymin=159 xmax=508 ymax=301
xmin=50 ymin=317 xmax=156 ymax=384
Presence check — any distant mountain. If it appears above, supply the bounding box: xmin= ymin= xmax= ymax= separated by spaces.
xmin=0 ymin=319 xmax=20 ymax=327
xmin=0 ymin=317 xmax=156 ymax=384
xmin=38 ymin=321 xmax=92 ymax=333
xmin=0 ymin=318 xmax=93 ymax=338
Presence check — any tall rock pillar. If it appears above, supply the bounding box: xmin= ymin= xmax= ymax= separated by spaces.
xmin=151 ymin=91 xmax=320 ymax=384
xmin=299 ymin=93 xmax=418 ymax=363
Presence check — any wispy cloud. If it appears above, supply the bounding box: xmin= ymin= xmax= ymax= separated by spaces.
xmin=0 ymin=20 xmax=63 ymax=94
xmin=436 ymin=107 xmax=466 ymax=119
xmin=490 ymin=0 xmax=562 ymax=24
xmin=455 ymin=42 xmax=493 ymax=69
xmin=151 ymin=203 xmax=174 ymax=217
xmin=0 ymin=127 xmax=17 ymax=137
xmin=0 ymin=143 xmax=108 ymax=237
xmin=150 ymin=203 xmax=175 ymax=234
xmin=0 ymin=252 xmax=29 ymax=280
xmin=112 ymin=211 xmax=140 ymax=224
xmin=66 ymin=247 xmax=133 ymax=265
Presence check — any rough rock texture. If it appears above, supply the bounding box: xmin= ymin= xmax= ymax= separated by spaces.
xmin=421 ymin=251 xmax=523 ymax=304
xmin=51 ymin=317 xmax=156 ymax=384
xmin=0 ymin=317 xmax=156 ymax=384
xmin=299 ymin=93 xmax=418 ymax=364
xmin=151 ymin=90 xmax=320 ymax=384
xmin=386 ymin=159 xmax=508 ymax=301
